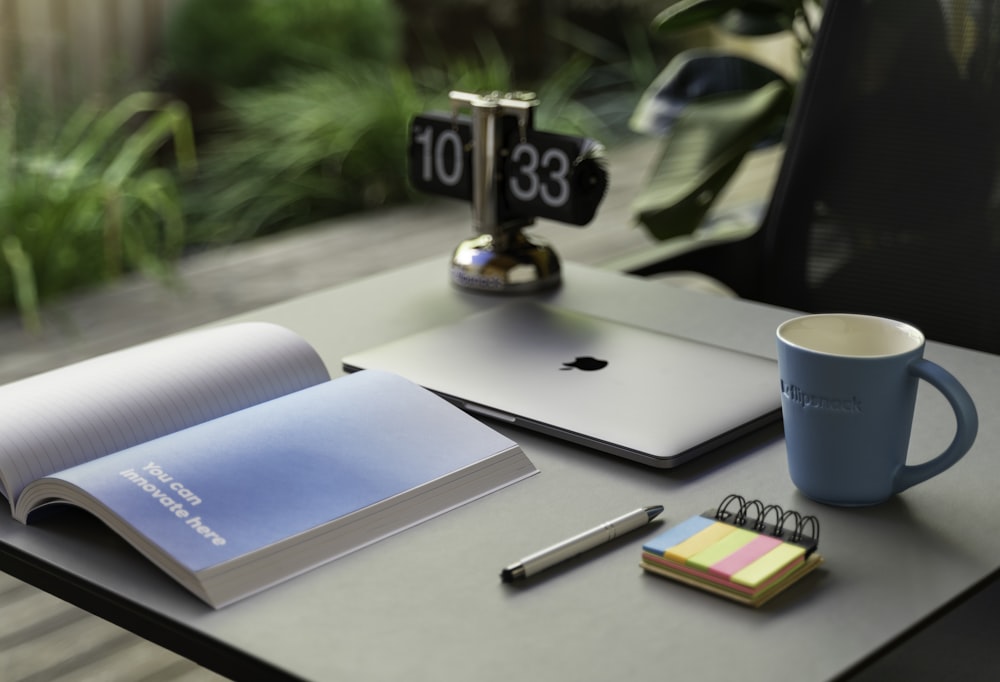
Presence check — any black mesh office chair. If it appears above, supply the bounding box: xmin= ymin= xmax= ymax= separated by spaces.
xmin=633 ymin=5 xmax=1000 ymax=675
xmin=633 ymin=0 xmax=1000 ymax=354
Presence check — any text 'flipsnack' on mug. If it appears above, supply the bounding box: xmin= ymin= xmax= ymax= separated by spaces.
xmin=776 ymin=314 xmax=978 ymax=506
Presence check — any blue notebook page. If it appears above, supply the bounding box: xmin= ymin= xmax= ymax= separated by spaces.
xmin=21 ymin=371 xmax=527 ymax=574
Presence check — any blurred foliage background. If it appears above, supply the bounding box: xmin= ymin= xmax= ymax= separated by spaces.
xmin=0 ymin=0 xmax=686 ymax=323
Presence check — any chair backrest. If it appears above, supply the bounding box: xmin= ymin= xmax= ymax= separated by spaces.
xmin=758 ymin=0 xmax=1000 ymax=353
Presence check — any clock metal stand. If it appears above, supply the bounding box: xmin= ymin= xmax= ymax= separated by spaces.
xmin=409 ymin=90 xmax=609 ymax=295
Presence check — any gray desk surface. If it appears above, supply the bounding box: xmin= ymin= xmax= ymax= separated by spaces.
xmin=2 ymin=258 xmax=999 ymax=681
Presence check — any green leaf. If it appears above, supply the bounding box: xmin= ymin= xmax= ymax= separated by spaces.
xmin=654 ymin=0 xmax=802 ymax=35
xmin=1 ymin=236 xmax=40 ymax=331
xmin=632 ymin=79 xmax=792 ymax=241
xmin=630 ymin=49 xmax=787 ymax=137
xmin=105 ymin=99 xmax=197 ymax=185
xmin=653 ymin=0 xmax=744 ymax=33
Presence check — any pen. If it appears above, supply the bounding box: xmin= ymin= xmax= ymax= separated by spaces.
xmin=500 ymin=505 xmax=664 ymax=582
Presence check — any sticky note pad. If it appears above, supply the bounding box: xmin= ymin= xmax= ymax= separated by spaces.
xmin=639 ymin=496 xmax=822 ymax=608
xmin=686 ymin=528 xmax=757 ymax=572
xmin=730 ymin=542 xmax=806 ymax=588
xmin=663 ymin=522 xmax=735 ymax=563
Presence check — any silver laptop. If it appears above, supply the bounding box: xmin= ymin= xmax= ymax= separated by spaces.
xmin=342 ymin=302 xmax=781 ymax=468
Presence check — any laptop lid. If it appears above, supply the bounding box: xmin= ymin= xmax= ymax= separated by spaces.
xmin=342 ymin=301 xmax=780 ymax=468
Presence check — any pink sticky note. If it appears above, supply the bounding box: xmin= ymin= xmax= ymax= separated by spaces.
xmin=708 ymin=534 xmax=783 ymax=580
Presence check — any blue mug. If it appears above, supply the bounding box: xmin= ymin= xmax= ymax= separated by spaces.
xmin=776 ymin=314 xmax=978 ymax=506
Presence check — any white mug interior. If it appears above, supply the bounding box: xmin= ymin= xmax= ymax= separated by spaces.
xmin=778 ymin=314 xmax=924 ymax=358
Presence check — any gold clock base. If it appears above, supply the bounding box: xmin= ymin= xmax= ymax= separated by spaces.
xmin=450 ymin=231 xmax=561 ymax=294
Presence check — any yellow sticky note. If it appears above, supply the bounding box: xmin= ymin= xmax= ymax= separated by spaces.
xmin=731 ymin=543 xmax=806 ymax=588
xmin=663 ymin=522 xmax=735 ymax=563
xmin=686 ymin=528 xmax=758 ymax=572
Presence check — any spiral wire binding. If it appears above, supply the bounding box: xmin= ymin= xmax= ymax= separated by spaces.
xmin=712 ymin=494 xmax=820 ymax=552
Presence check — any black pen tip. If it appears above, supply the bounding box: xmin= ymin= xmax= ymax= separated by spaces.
xmin=500 ymin=565 xmax=524 ymax=583
xmin=646 ymin=505 xmax=665 ymax=521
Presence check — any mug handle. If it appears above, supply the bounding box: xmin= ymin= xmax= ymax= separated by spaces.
xmin=893 ymin=359 xmax=979 ymax=493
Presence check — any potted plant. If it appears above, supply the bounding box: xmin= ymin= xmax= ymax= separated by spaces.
xmin=629 ymin=0 xmax=824 ymax=241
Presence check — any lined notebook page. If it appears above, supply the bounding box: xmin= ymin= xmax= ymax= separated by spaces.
xmin=0 ymin=322 xmax=330 ymax=510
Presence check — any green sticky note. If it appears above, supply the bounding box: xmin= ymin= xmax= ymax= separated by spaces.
xmin=686 ymin=528 xmax=757 ymax=572
xmin=663 ymin=522 xmax=735 ymax=563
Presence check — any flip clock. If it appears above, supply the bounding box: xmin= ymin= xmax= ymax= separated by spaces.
xmin=409 ymin=91 xmax=608 ymax=293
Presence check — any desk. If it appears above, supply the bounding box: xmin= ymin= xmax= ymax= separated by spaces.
xmin=2 ymin=258 xmax=998 ymax=680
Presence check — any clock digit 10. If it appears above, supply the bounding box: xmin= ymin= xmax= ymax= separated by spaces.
xmin=408 ymin=113 xmax=474 ymax=201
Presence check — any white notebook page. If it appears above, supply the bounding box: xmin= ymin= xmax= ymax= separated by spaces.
xmin=0 ymin=322 xmax=330 ymax=509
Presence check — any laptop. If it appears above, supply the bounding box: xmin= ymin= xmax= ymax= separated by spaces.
xmin=342 ymin=301 xmax=781 ymax=468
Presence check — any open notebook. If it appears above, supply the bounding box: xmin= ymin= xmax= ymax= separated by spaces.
xmin=0 ymin=323 xmax=535 ymax=607
xmin=343 ymin=302 xmax=782 ymax=468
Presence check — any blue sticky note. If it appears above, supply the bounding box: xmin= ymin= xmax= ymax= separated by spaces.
xmin=643 ymin=515 xmax=715 ymax=556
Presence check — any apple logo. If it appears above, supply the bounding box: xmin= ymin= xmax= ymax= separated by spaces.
xmin=561 ymin=356 xmax=609 ymax=371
